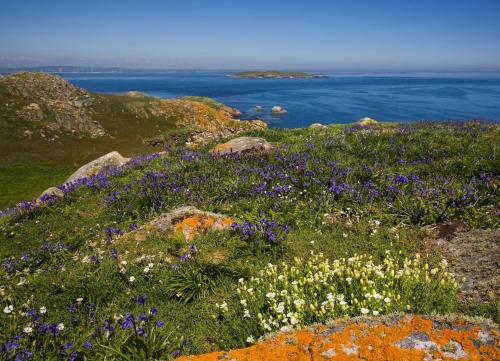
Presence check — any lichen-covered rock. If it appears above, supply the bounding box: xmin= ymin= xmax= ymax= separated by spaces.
xmin=178 ymin=315 xmax=499 ymax=361
xmin=358 ymin=117 xmax=378 ymax=126
xmin=65 ymin=151 xmax=130 ymax=183
xmin=211 ymin=137 xmax=273 ymax=155
xmin=310 ymin=123 xmax=328 ymax=130
xmin=120 ymin=206 xmax=233 ymax=242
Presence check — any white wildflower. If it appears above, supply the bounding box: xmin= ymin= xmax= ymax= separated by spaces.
xmin=266 ymin=292 xmax=276 ymax=299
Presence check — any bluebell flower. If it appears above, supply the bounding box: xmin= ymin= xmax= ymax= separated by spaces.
xmin=61 ymin=342 xmax=73 ymax=355
xmin=137 ymin=295 xmax=147 ymax=306
xmin=121 ymin=314 xmax=134 ymax=330
xmin=136 ymin=313 xmax=148 ymax=323
xmin=14 ymin=350 xmax=32 ymax=361
xmin=1 ymin=338 xmax=20 ymax=353
xmin=104 ymin=319 xmax=115 ymax=332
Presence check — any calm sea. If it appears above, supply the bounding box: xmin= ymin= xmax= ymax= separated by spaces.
xmin=59 ymin=71 xmax=500 ymax=128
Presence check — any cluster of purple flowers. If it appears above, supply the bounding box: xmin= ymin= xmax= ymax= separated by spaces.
xmin=0 ymin=338 xmax=32 ymax=360
xmin=1 ymin=242 xmax=73 ymax=274
xmin=105 ymin=226 xmax=123 ymax=242
xmin=231 ymin=218 xmax=291 ymax=245
xmin=172 ymin=243 xmax=198 ymax=271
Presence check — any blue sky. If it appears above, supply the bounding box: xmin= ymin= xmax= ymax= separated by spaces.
xmin=1 ymin=0 xmax=499 ymax=70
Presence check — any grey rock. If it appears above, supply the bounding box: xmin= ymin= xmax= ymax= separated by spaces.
xmin=320 ymin=348 xmax=336 ymax=358
xmin=40 ymin=187 xmax=64 ymax=199
xmin=65 ymin=151 xmax=130 ymax=183
xmin=211 ymin=137 xmax=273 ymax=155
xmin=395 ymin=332 xmax=439 ymax=351
xmin=442 ymin=341 xmax=469 ymax=360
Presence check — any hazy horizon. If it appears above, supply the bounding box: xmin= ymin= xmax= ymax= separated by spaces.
xmin=1 ymin=0 xmax=500 ymax=72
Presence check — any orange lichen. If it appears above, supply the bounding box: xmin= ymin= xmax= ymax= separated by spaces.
xmin=173 ymin=215 xmax=232 ymax=241
xmin=174 ymin=215 xmax=214 ymax=241
xmin=177 ymin=316 xmax=499 ymax=361
xmin=212 ymin=142 xmax=232 ymax=153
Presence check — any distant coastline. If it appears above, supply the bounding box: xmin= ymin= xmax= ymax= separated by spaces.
xmin=229 ymin=70 xmax=328 ymax=79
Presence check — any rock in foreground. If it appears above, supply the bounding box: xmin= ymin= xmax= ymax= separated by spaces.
xmin=179 ymin=315 xmax=498 ymax=361
xmin=211 ymin=137 xmax=273 ymax=155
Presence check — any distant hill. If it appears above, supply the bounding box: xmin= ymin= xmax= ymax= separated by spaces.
xmin=231 ymin=70 xmax=327 ymax=79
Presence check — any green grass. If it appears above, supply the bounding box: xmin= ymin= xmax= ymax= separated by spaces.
xmin=0 ymin=163 xmax=74 ymax=208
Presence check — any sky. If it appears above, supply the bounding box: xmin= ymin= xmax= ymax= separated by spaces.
xmin=1 ymin=0 xmax=499 ymax=71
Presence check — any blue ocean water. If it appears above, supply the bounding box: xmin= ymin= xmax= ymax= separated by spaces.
xmin=60 ymin=71 xmax=500 ymax=128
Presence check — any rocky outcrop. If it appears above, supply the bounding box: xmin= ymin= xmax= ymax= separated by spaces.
xmin=211 ymin=137 xmax=273 ymax=155
xmin=65 ymin=151 xmax=130 ymax=183
xmin=16 ymin=103 xmax=44 ymax=122
xmin=427 ymin=224 xmax=500 ymax=302
xmin=118 ymin=206 xmax=233 ymax=242
xmin=0 ymin=72 xmax=105 ymax=137
xmin=271 ymin=106 xmax=287 ymax=114
xmin=148 ymin=97 xmax=267 ymax=148
xmin=178 ymin=315 xmax=499 ymax=361
xmin=358 ymin=117 xmax=378 ymax=126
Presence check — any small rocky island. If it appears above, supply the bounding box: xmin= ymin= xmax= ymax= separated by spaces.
xmin=231 ymin=70 xmax=327 ymax=79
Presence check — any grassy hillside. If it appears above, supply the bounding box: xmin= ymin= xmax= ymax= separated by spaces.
xmin=0 ymin=72 xmax=264 ymax=208
xmin=0 ymin=122 xmax=498 ymax=360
